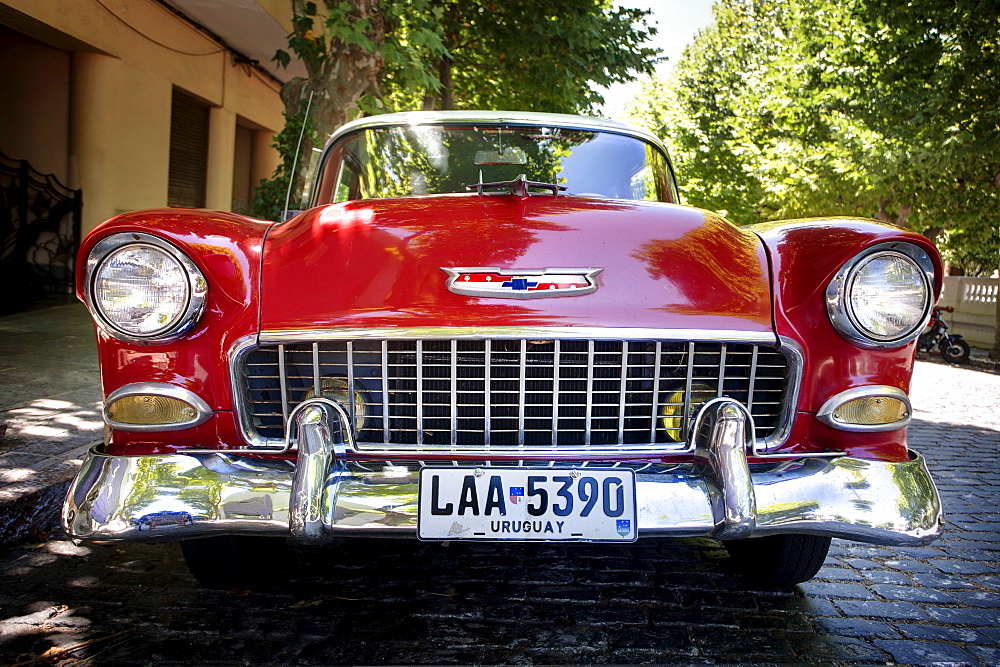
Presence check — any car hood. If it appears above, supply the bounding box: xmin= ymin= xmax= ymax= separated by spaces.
xmin=259 ymin=195 xmax=773 ymax=336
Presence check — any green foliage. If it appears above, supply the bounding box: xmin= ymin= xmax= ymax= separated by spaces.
xmin=250 ymin=107 xmax=316 ymax=221
xmin=255 ymin=0 xmax=662 ymax=217
xmin=627 ymin=0 xmax=999 ymax=274
xmin=382 ymin=0 xmax=662 ymax=114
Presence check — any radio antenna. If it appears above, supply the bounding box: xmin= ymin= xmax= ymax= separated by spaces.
xmin=282 ymin=88 xmax=315 ymax=220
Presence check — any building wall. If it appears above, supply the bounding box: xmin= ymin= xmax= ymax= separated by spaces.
xmin=0 ymin=26 xmax=71 ymax=183
xmin=0 ymin=0 xmax=285 ymax=233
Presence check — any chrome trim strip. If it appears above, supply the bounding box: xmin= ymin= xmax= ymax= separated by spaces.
xmin=758 ymin=338 xmax=804 ymax=453
xmin=260 ymin=327 xmax=778 ymax=345
xmin=229 ymin=334 xmax=268 ymax=449
xmin=825 ymin=242 xmax=935 ymax=350
xmin=323 ymin=111 xmax=669 ymax=154
xmin=817 ymin=385 xmax=912 ymax=432
xmin=62 ymin=446 xmax=943 ymax=546
xmin=83 ymin=232 xmax=208 ymax=343
xmin=104 ymin=382 xmax=212 ymax=432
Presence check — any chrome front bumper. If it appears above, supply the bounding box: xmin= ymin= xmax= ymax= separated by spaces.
xmin=62 ymin=399 xmax=942 ymax=546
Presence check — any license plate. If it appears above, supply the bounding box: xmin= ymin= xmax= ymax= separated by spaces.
xmin=417 ymin=468 xmax=637 ymax=541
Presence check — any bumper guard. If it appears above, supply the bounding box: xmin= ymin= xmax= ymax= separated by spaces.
xmin=63 ymin=399 xmax=942 ymax=545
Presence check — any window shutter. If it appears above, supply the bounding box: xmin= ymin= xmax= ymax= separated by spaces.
xmin=167 ymin=89 xmax=209 ymax=208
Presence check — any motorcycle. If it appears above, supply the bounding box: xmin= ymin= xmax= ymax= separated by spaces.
xmin=918 ymin=306 xmax=971 ymax=364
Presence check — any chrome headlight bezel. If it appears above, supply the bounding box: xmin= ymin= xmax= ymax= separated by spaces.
xmin=84 ymin=232 xmax=208 ymax=342
xmin=825 ymin=242 xmax=934 ymax=350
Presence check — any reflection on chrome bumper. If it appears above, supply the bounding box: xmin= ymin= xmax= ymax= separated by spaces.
xmin=63 ymin=400 xmax=942 ymax=546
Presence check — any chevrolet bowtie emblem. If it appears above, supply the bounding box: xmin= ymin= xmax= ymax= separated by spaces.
xmin=442 ymin=268 xmax=602 ymax=299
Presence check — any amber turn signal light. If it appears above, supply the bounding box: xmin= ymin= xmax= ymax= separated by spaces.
xmin=104 ymin=383 xmax=212 ymax=431
xmin=817 ymin=386 xmax=911 ymax=432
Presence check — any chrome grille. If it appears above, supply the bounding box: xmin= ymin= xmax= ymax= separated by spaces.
xmin=238 ymin=338 xmax=793 ymax=451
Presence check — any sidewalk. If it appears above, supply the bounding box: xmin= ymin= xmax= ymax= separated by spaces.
xmin=0 ymin=296 xmax=103 ymax=546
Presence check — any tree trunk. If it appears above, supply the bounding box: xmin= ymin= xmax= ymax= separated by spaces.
xmin=895 ymin=203 xmax=912 ymax=228
xmin=282 ymin=0 xmax=388 ymax=203
xmin=876 ymin=196 xmax=891 ymax=223
xmin=439 ymin=56 xmax=455 ymax=110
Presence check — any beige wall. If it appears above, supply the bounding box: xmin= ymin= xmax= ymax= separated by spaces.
xmin=0 ymin=0 xmax=286 ymax=233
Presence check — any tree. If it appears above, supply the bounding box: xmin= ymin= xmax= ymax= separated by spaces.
xmin=628 ymin=0 xmax=999 ymax=356
xmin=252 ymin=0 xmax=660 ymax=220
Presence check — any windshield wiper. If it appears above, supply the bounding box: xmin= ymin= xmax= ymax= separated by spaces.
xmin=465 ymin=173 xmax=568 ymax=197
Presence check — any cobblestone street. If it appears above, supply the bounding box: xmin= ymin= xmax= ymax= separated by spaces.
xmin=0 ymin=360 xmax=997 ymax=665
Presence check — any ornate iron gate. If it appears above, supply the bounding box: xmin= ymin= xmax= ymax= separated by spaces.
xmin=0 ymin=151 xmax=82 ymax=313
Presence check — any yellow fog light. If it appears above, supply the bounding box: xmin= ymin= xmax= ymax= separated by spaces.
xmin=817 ymin=386 xmax=911 ymax=432
xmin=659 ymin=383 xmax=716 ymax=442
xmin=104 ymin=383 xmax=212 ymax=431
xmin=304 ymin=378 xmax=367 ymax=431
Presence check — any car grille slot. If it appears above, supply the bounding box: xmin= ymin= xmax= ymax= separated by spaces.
xmin=240 ymin=338 xmax=792 ymax=451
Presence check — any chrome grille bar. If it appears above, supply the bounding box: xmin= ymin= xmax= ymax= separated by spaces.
xmin=450 ymin=340 xmax=458 ymax=448
xmin=278 ymin=344 xmax=289 ymax=424
xmin=416 ymin=340 xmax=424 ymax=447
xmin=381 ymin=340 xmax=390 ymax=443
xmin=238 ymin=336 xmax=795 ymax=453
xmin=347 ymin=341 xmax=356 ymax=433
xmin=484 ymin=339 xmax=491 ymax=449
xmin=585 ymin=340 xmax=594 ymax=447
xmin=682 ymin=342 xmax=694 ymax=438
xmin=649 ymin=341 xmax=662 ymax=444
xmin=518 ymin=340 xmax=526 ymax=447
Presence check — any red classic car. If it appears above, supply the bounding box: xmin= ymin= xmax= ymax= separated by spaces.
xmin=63 ymin=111 xmax=942 ymax=589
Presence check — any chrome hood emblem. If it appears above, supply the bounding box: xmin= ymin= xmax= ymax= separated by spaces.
xmin=442 ymin=268 xmax=602 ymax=299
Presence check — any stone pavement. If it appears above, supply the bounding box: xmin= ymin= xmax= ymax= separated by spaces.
xmin=0 ymin=298 xmax=102 ymax=545
xmin=0 ymin=311 xmax=998 ymax=663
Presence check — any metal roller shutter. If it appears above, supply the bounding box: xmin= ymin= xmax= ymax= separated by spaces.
xmin=167 ymin=89 xmax=209 ymax=208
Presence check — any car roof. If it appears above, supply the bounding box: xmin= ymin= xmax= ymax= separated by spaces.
xmin=324 ymin=110 xmax=666 ymax=153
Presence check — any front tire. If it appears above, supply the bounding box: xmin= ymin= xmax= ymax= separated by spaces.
xmin=180 ymin=535 xmax=286 ymax=590
xmin=723 ymin=534 xmax=831 ymax=588
xmin=940 ymin=337 xmax=970 ymax=364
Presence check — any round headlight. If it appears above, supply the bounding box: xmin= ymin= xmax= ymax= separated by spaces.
xmin=86 ymin=233 xmax=208 ymax=340
xmin=847 ymin=253 xmax=928 ymax=340
xmin=826 ymin=243 xmax=933 ymax=349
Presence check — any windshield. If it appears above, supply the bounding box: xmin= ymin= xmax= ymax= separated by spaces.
xmin=313 ymin=124 xmax=672 ymax=204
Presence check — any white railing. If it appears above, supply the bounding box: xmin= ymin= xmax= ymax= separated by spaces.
xmin=938 ymin=277 xmax=998 ymax=348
